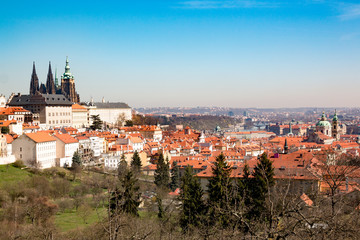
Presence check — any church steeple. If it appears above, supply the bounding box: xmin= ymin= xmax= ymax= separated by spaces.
xmin=29 ymin=62 xmax=39 ymax=95
xmin=46 ymin=61 xmax=56 ymax=94
xmin=332 ymin=109 xmax=338 ymax=122
xmin=284 ymin=138 xmax=289 ymax=154
xmin=63 ymin=56 xmax=73 ymax=78
xmin=61 ymin=56 xmax=79 ymax=103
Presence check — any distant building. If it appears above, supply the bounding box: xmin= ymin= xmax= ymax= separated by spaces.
xmin=72 ymin=104 xmax=88 ymax=128
xmin=86 ymin=101 xmax=132 ymax=126
xmin=0 ymin=95 xmax=6 ymax=107
xmin=8 ymin=93 xmax=72 ymax=128
xmin=29 ymin=58 xmax=80 ymax=103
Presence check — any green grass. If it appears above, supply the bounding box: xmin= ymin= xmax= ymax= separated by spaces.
xmin=0 ymin=164 xmax=31 ymax=186
xmin=55 ymin=207 xmax=107 ymax=232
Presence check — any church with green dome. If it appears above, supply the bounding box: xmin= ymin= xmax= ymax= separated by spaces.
xmin=315 ymin=110 xmax=345 ymax=141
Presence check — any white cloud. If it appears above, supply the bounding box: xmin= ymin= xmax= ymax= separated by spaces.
xmin=340 ymin=32 xmax=359 ymax=40
xmin=338 ymin=4 xmax=360 ymax=20
xmin=179 ymin=0 xmax=279 ymax=9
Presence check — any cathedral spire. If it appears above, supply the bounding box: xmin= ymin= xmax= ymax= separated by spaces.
xmin=29 ymin=61 xmax=39 ymax=95
xmin=46 ymin=61 xmax=56 ymax=94
xmin=55 ymin=67 xmax=58 ymax=87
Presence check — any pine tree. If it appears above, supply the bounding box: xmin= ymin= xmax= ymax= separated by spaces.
xmin=154 ymin=153 xmax=170 ymax=189
xmin=118 ymin=153 xmax=128 ymax=179
xmin=238 ymin=163 xmax=251 ymax=206
xmin=207 ymin=153 xmax=233 ymax=227
xmin=131 ymin=151 xmax=142 ymax=174
xmin=110 ymin=169 xmax=141 ymax=217
xmin=72 ymin=150 xmax=82 ymax=167
xmin=90 ymin=114 xmax=103 ymax=130
xmin=169 ymin=161 xmax=180 ymax=191
xmin=157 ymin=195 xmax=165 ymax=219
xmin=236 ymin=163 xmax=253 ymax=230
xmin=180 ymin=166 xmax=206 ymax=232
xmin=250 ymin=152 xmax=275 ymax=219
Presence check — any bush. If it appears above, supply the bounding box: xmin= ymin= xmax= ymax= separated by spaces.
xmin=51 ymin=178 xmax=71 ymax=198
xmin=12 ymin=160 xmax=25 ymax=169
xmin=56 ymin=198 xmax=74 ymax=213
xmin=0 ymin=190 xmax=10 ymax=207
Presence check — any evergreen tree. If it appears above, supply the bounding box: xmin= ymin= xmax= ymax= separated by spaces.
xmin=130 ymin=151 xmax=142 ymax=174
xmin=236 ymin=163 xmax=252 ymax=230
xmin=207 ymin=153 xmax=233 ymax=227
xmin=1 ymin=126 xmax=9 ymax=134
xmin=180 ymin=166 xmax=206 ymax=232
xmin=110 ymin=169 xmax=141 ymax=216
xmin=238 ymin=163 xmax=251 ymax=206
xmin=72 ymin=150 xmax=82 ymax=167
xmin=90 ymin=114 xmax=103 ymax=130
xmin=250 ymin=152 xmax=275 ymax=219
xmin=118 ymin=153 xmax=128 ymax=179
xmin=154 ymin=153 xmax=170 ymax=189
xmin=157 ymin=195 xmax=165 ymax=219
xmin=169 ymin=161 xmax=180 ymax=191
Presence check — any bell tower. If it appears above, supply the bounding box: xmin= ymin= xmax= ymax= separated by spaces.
xmin=332 ymin=110 xmax=340 ymax=140
xmin=61 ymin=57 xmax=80 ymax=103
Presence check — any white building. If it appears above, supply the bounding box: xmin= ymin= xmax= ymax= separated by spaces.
xmin=12 ymin=132 xmax=56 ymax=169
xmin=89 ymin=136 xmax=101 ymax=157
xmin=54 ymin=133 xmax=79 ymax=167
xmin=129 ymin=136 xmax=144 ymax=152
xmin=72 ymin=104 xmax=88 ymax=128
xmin=0 ymin=134 xmax=15 ymax=165
xmin=8 ymin=93 xmax=73 ymax=129
xmin=87 ymin=102 xmax=132 ymax=126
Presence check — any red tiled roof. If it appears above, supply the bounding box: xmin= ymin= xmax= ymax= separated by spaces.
xmin=26 ymin=132 xmax=56 ymax=143
xmin=54 ymin=133 xmax=79 ymax=144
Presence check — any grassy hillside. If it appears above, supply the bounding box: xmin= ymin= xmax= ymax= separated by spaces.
xmin=0 ymin=164 xmax=31 ymax=186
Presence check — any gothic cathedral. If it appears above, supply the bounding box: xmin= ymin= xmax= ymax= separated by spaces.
xmin=29 ymin=57 xmax=80 ymax=103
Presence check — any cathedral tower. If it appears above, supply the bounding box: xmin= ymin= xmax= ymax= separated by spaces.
xmin=29 ymin=62 xmax=39 ymax=95
xmin=61 ymin=57 xmax=80 ymax=103
xmin=46 ymin=62 xmax=56 ymax=94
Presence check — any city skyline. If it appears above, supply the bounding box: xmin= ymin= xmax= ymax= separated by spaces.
xmin=0 ymin=0 xmax=360 ymax=107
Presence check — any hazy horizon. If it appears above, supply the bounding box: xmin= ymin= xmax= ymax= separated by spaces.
xmin=1 ymin=1 xmax=359 ymax=108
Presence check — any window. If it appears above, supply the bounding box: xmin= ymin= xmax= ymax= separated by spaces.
xmin=20 ymin=147 xmax=22 ymax=151
xmin=20 ymin=154 xmax=22 ymax=158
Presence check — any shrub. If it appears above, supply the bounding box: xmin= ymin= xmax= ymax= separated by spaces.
xmin=12 ymin=160 xmax=25 ymax=169
xmin=56 ymin=198 xmax=74 ymax=213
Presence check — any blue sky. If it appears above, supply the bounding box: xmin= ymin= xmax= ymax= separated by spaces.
xmin=0 ymin=0 xmax=359 ymax=108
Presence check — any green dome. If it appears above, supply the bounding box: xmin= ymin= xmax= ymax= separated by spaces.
xmin=316 ymin=111 xmax=331 ymax=127
xmin=316 ymin=120 xmax=331 ymax=127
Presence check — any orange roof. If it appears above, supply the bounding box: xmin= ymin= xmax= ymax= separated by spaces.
xmin=54 ymin=133 xmax=79 ymax=144
xmin=0 ymin=120 xmax=17 ymax=127
xmin=5 ymin=134 xmax=14 ymax=144
xmin=72 ymin=104 xmax=87 ymax=110
xmin=130 ymin=137 xmax=143 ymax=144
xmin=300 ymin=193 xmax=313 ymax=206
xmin=0 ymin=107 xmax=30 ymax=115
xmin=25 ymin=132 xmax=56 ymax=143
